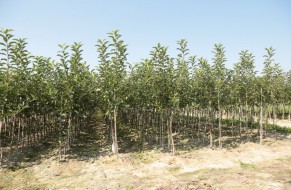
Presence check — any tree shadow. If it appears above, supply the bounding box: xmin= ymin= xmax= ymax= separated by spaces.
xmin=1 ymin=134 xmax=58 ymax=170
xmin=1 ymin=121 xmax=290 ymax=171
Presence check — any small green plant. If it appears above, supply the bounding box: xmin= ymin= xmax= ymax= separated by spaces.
xmin=239 ymin=161 xmax=257 ymax=169
xmin=125 ymin=185 xmax=134 ymax=190
xmin=168 ymin=166 xmax=181 ymax=172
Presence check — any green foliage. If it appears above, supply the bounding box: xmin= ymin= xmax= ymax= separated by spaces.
xmin=96 ymin=30 xmax=127 ymax=115
xmin=125 ymin=186 xmax=134 ymax=190
xmin=0 ymin=29 xmax=291 ymax=163
xmin=239 ymin=161 xmax=257 ymax=169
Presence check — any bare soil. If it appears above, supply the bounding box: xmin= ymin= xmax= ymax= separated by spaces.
xmin=1 ymin=135 xmax=291 ymax=190
xmin=273 ymin=119 xmax=291 ymax=128
xmin=251 ymin=117 xmax=291 ymax=128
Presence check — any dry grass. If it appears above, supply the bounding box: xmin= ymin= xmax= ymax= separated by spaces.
xmin=0 ymin=136 xmax=291 ymax=190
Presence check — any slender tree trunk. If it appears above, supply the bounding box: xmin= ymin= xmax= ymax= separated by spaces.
xmin=33 ymin=115 xmax=36 ymax=146
xmin=231 ymin=108 xmax=237 ymax=136
xmin=4 ymin=117 xmax=7 ymax=133
xmin=67 ymin=113 xmax=72 ymax=152
xmin=113 ymin=108 xmax=118 ymax=155
xmin=191 ymin=107 xmax=195 ymax=140
xmin=265 ymin=107 xmax=269 ymax=136
xmin=21 ymin=118 xmax=25 ymax=152
xmin=197 ymin=109 xmax=201 ymax=142
xmin=272 ymin=103 xmax=275 ymax=127
xmin=245 ymin=99 xmax=248 ymax=132
xmin=218 ymin=110 xmax=222 ymax=148
xmin=239 ymin=104 xmax=242 ymax=139
xmin=0 ymin=120 xmax=2 ymax=166
xmin=161 ymin=111 xmax=164 ymax=150
xmin=27 ymin=117 xmax=30 ymax=147
xmin=217 ymin=90 xmax=222 ymax=148
xmin=16 ymin=117 xmax=21 ymax=155
xmin=283 ymin=99 xmax=285 ymax=120
xmin=152 ymin=109 xmax=156 ymax=143
xmin=111 ymin=118 xmax=114 ymax=153
xmin=9 ymin=117 xmax=15 ymax=161
xmin=169 ymin=109 xmax=175 ymax=155
xmin=249 ymin=107 xmax=253 ymax=134
xmin=209 ymin=109 xmax=213 ymax=148
xmin=209 ymin=124 xmax=213 ymax=148
xmin=167 ymin=110 xmax=170 ymax=151
xmin=190 ymin=108 xmax=195 ymax=140
xmin=259 ymin=88 xmax=263 ymax=145
xmin=288 ymin=104 xmax=291 ymax=122
xmin=203 ymin=116 xmax=207 ymax=145
xmin=231 ymin=108 xmax=234 ymax=137
xmin=254 ymin=106 xmax=257 ymax=122
xmin=59 ymin=117 xmax=63 ymax=160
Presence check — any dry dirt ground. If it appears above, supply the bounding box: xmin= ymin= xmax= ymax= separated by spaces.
xmin=252 ymin=118 xmax=291 ymax=128
xmin=273 ymin=119 xmax=291 ymax=128
xmin=1 ymin=134 xmax=291 ymax=190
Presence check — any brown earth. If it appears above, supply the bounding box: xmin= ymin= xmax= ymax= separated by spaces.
xmin=1 ymin=135 xmax=291 ymax=190
xmin=273 ymin=119 xmax=291 ymax=128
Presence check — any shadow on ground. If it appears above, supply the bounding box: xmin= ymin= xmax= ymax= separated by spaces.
xmin=1 ymin=121 xmax=290 ymax=171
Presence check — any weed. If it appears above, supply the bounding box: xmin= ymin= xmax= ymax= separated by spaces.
xmin=126 ymin=185 xmax=134 ymax=190
xmin=168 ymin=166 xmax=181 ymax=172
xmin=239 ymin=161 xmax=257 ymax=169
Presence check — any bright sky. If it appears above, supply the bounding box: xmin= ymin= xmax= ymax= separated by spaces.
xmin=1 ymin=0 xmax=290 ymax=72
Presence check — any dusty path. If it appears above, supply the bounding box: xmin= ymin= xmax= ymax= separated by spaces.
xmin=1 ymin=136 xmax=291 ymax=190
xmin=272 ymin=119 xmax=291 ymax=128
xmin=250 ymin=116 xmax=291 ymax=128
xmin=225 ymin=115 xmax=291 ymax=128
